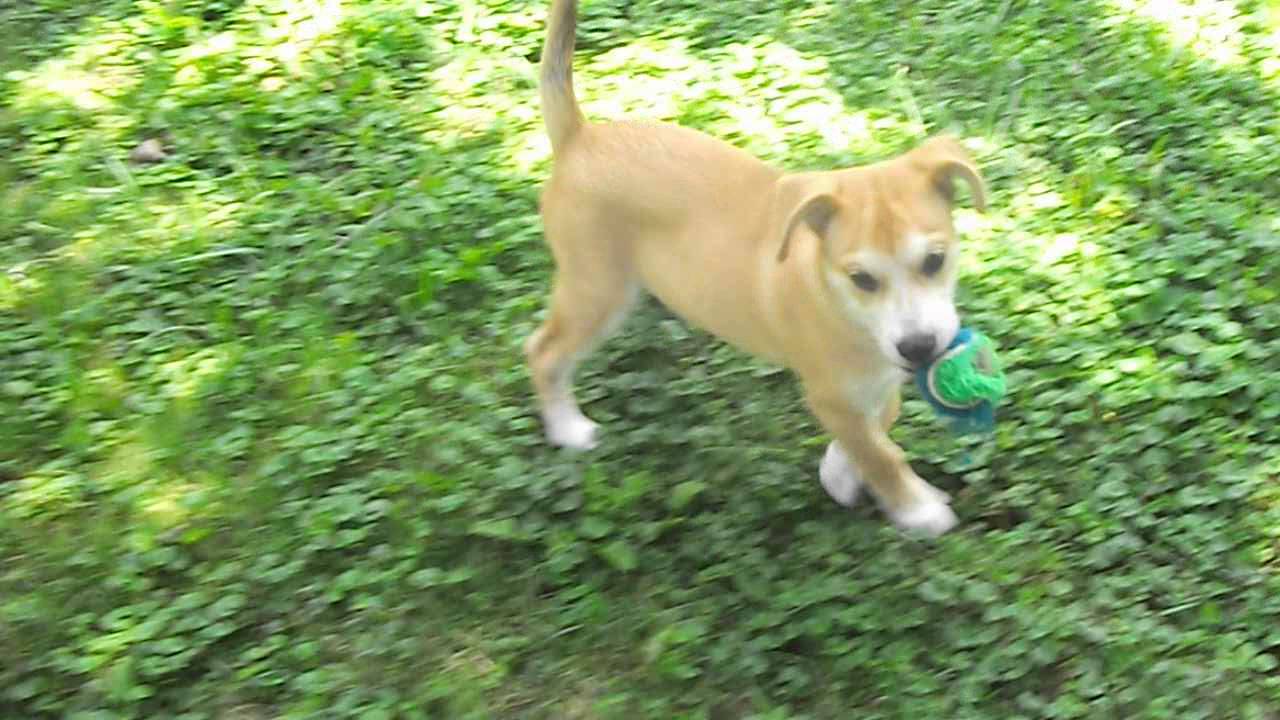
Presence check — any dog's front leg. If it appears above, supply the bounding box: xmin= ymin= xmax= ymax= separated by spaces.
xmin=805 ymin=390 xmax=957 ymax=536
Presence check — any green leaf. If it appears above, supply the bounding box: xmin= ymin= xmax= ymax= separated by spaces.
xmin=668 ymin=480 xmax=707 ymax=510
xmin=468 ymin=518 xmax=522 ymax=540
xmin=1165 ymin=331 xmax=1209 ymax=356
xmin=577 ymin=516 xmax=613 ymax=539
xmin=598 ymin=541 xmax=638 ymax=572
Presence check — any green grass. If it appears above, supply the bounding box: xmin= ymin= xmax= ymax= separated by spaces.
xmin=2 ymin=0 xmax=1279 ymax=717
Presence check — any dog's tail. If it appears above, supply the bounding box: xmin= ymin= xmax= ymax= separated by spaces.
xmin=540 ymin=0 xmax=584 ymax=153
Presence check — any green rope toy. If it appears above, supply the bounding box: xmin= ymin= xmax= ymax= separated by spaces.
xmin=913 ymin=327 xmax=1007 ymax=435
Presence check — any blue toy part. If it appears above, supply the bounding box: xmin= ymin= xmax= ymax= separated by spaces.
xmin=913 ymin=327 xmax=1002 ymax=436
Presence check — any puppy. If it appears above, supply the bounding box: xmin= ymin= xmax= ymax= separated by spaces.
xmin=524 ymin=0 xmax=988 ymax=536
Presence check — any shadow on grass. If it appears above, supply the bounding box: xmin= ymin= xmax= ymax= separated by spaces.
xmin=0 ymin=1 xmax=143 ymax=79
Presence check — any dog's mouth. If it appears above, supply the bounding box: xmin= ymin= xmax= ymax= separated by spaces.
xmin=893 ymin=349 xmax=948 ymax=374
xmin=901 ymin=351 xmax=946 ymax=373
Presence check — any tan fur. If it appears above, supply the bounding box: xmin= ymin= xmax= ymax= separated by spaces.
xmin=526 ymin=0 xmax=987 ymax=535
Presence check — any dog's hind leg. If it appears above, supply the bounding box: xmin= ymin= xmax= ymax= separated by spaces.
xmin=525 ymin=254 xmax=636 ymax=451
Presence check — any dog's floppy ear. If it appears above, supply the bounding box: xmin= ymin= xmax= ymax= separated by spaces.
xmin=915 ymin=135 xmax=987 ymax=212
xmin=774 ymin=175 xmax=840 ymax=263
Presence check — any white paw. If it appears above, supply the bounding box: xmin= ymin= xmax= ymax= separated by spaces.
xmin=818 ymin=442 xmax=862 ymax=507
xmin=888 ymin=494 xmax=958 ymax=537
xmin=921 ymin=481 xmax=951 ymax=506
xmin=543 ymin=405 xmax=600 ymax=451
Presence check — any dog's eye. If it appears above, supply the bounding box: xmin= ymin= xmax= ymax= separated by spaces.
xmin=850 ymin=271 xmax=879 ymax=292
xmin=921 ymin=251 xmax=946 ymax=277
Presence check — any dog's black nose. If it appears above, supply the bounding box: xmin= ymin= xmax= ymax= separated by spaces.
xmin=896 ymin=334 xmax=937 ymax=367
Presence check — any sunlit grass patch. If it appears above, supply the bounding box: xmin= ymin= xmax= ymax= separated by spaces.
xmin=3 ymin=23 xmax=146 ymax=188
xmin=583 ymin=36 xmax=920 ymax=161
xmin=2 ymin=471 xmax=92 ymax=520
xmin=1106 ymin=0 xmax=1249 ymax=67
xmin=0 ymin=267 xmax=46 ymax=312
xmin=7 ymin=19 xmax=142 ymax=112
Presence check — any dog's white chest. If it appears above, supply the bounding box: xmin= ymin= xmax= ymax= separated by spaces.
xmin=844 ymin=368 xmax=905 ymax=415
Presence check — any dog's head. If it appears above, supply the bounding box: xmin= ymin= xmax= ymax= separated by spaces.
xmin=774 ymin=135 xmax=987 ymax=370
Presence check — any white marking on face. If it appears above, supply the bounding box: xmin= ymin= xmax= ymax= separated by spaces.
xmin=831 ymin=232 xmax=961 ymax=367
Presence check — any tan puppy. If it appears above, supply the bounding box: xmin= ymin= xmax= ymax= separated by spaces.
xmin=525 ymin=0 xmax=988 ymax=536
